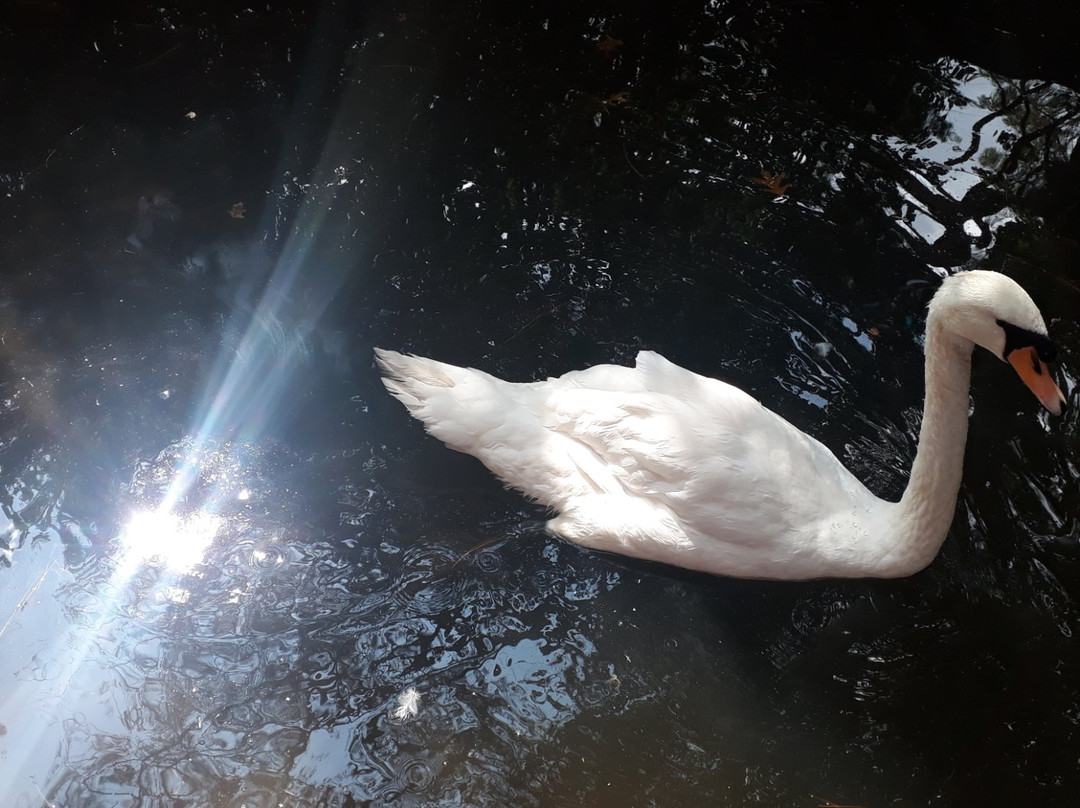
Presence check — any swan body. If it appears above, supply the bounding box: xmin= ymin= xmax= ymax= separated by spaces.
xmin=376 ymin=270 xmax=1064 ymax=580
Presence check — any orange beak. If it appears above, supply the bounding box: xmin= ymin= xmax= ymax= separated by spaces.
xmin=1007 ymin=346 xmax=1066 ymax=415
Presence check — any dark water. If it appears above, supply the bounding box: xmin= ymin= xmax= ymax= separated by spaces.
xmin=2 ymin=1 xmax=1079 ymax=805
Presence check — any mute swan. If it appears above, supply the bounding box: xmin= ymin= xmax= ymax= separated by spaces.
xmin=375 ymin=270 xmax=1065 ymax=579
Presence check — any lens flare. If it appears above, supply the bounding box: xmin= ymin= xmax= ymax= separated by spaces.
xmin=119 ymin=509 xmax=222 ymax=573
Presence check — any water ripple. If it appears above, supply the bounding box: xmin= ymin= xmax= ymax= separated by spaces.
xmin=390 ymin=544 xmax=471 ymax=616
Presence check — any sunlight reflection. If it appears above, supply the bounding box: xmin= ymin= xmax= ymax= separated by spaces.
xmin=119 ymin=509 xmax=222 ymax=573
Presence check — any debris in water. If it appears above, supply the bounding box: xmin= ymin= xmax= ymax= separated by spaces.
xmin=392 ymin=687 xmax=421 ymax=721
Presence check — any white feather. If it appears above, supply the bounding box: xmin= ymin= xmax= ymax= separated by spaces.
xmin=392 ymin=687 xmax=421 ymax=721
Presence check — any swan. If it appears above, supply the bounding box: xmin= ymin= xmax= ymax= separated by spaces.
xmin=375 ymin=270 xmax=1065 ymax=580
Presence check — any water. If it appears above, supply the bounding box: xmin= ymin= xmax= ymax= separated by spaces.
xmin=2 ymin=1 xmax=1079 ymax=805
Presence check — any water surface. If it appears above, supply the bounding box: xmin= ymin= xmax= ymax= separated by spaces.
xmin=1 ymin=2 xmax=1079 ymax=806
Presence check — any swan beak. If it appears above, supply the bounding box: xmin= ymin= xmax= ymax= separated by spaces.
xmin=1007 ymin=346 xmax=1066 ymax=415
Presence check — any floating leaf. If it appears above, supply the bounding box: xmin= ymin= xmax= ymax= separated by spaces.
xmin=751 ymin=169 xmax=790 ymax=196
xmin=596 ymin=36 xmax=624 ymax=56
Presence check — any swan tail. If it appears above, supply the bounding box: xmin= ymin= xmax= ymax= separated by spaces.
xmin=374 ymin=350 xmax=503 ymax=444
xmin=374 ymin=348 xmax=462 ymax=411
xmin=375 ymin=349 xmax=627 ymax=509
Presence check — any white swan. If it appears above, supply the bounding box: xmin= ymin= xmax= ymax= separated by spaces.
xmin=375 ymin=270 xmax=1065 ymax=580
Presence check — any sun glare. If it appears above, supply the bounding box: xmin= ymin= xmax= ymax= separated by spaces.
xmin=120 ymin=509 xmax=222 ymax=573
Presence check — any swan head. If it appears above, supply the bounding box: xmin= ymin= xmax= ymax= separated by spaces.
xmin=930 ymin=270 xmax=1066 ymax=414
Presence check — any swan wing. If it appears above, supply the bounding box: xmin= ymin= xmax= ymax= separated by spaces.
xmin=544 ymin=352 xmax=873 ymax=545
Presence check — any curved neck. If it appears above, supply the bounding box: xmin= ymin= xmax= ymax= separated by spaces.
xmin=893 ymin=318 xmax=974 ymax=567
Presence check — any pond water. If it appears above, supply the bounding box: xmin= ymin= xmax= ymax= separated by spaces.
xmin=2 ymin=2 xmax=1079 ymax=806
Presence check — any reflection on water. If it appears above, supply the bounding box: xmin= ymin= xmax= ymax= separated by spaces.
xmin=2 ymin=1 xmax=1080 ymax=806
xmin=9 ymin=448 xmax=630 ymax=806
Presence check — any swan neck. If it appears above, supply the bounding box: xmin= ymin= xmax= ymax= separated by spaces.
xmin=896 ymin=318 xmax=974 ymax=560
